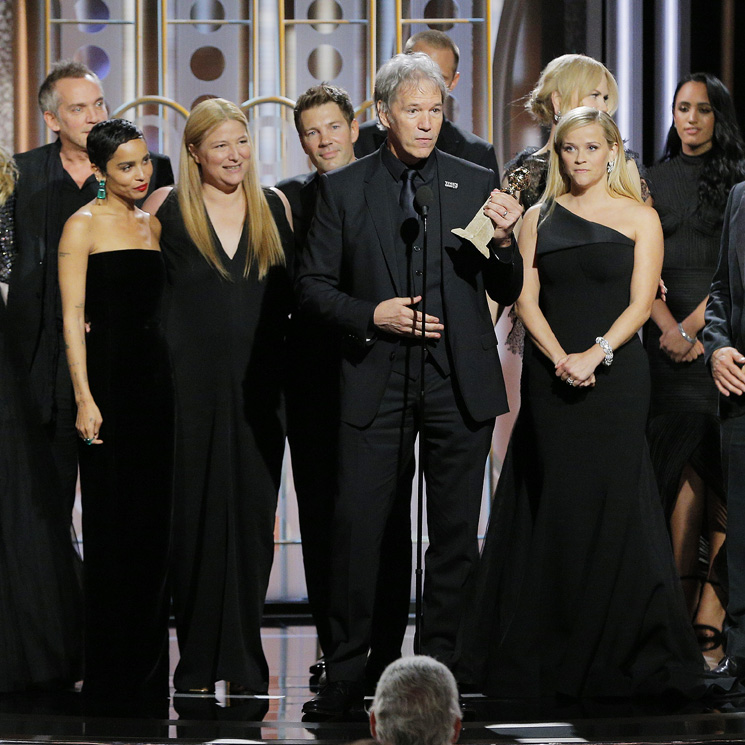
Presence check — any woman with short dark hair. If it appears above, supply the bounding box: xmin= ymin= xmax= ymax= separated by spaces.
xmin=59 ymin=118 xmax=173 ymax=701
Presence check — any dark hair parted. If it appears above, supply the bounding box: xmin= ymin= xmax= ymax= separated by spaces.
xmin=293 ymin=83 xmax=355 ymax=133
xmin=404 ymin=30 xmax=460 ymax=70
xmin=87 ymin=119 xmax=145 ymax=174
xmin=662 ymin=72 xmax=745 ymax=226
xmin=38 ymin=59 xmax=101 ymax=115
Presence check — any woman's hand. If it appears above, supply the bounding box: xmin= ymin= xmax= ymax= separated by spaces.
xmin=555 ymin=346 xmax=605 ymax=388
xmin=76 ymin=399 xmax=103 ymax=445
xmin=658 ymin=323 xmax=696 ymax=362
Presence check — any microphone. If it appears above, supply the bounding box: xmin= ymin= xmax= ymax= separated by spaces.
xmin=414 ymin=186 xmax=434 ymax=217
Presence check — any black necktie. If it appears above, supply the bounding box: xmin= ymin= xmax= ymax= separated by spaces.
xmin=400 ymin=168 xmax=417 ymax=222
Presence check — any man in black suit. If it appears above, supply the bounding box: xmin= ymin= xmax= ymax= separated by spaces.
xmin=299 ymin=53 xmax=522 ymax=717
xmin=278 ymin=85 xmax=412 ymax=682
xmin=354 ymin=30 xmax=499 ymax=175
xmin=7 ymin=60 xmax=173 ymax=516
xmin=703 ymin=181 xmax=745 ymax=679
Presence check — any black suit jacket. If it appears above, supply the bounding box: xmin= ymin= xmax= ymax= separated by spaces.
xmin=296 ymin=147 xmax=522 ymax=428
xmin=704 ymin=181 xmax=745 ymax=420
xmin=7 ymin=140 xmax=173 ymax=418
xmin=354 ymin=118 xmax=500 ymax=176
xmin=276 ymin=170 xmax=319 ymax=251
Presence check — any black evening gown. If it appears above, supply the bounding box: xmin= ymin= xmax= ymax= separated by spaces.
xmin=457 ymin=203 xmax=706 ymax=699
xmin=156 ymin=189 xmax=293 ymax=693
xmin=79 ymin=249 xmax=173 ymax=699
xmin=0 ymin=197 xmax=83 ymax=692
xmin=644 ymin=153 xmax=724 ymax=518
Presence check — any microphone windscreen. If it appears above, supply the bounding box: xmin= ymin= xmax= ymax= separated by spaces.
xmin=414 ymin=185 xmax=434 ymax=215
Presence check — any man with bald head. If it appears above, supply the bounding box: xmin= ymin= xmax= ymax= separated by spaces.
xmin=354 ymin=30 xmax=499 ymax=174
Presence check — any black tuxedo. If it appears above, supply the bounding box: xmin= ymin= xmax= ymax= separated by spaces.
xmin=704 ymin=181 xmax=745 ymax=664
xmin=277 ymin=170 xmax=413 ymax=669
xmin=354 ymin=117 xmax=500 ymax=176
xmin=7 ymin=140 xmax=173 ymax=512
xmin=297 ymin=147 xmax=522 ymax=681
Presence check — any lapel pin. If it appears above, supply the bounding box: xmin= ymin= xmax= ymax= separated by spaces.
xmin=444 ymin=180 xmax=458 ymax=189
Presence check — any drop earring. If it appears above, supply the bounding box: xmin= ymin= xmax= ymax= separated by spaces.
xmin=553 ymin=111 xmax=561 ymax=123
xmin=606 ymin=160 xmax=615 ymax=175
xmin=97 ymin=179 xmax=106 ymax=199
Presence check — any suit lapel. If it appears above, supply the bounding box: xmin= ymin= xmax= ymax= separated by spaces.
xmin=364 ymin=154 xmax=403 ymax=295
xmin=734 ymin=184 xmax=745 ymax=288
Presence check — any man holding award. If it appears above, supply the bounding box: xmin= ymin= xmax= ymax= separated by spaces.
xmin=297 ymin=52 xmax=523 ymax=718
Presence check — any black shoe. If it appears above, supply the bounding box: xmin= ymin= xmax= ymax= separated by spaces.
xmin=309 ymin=658 xmax=326 ymax=676
xmin=302 ymin=681 xmax=365 ymax=718
xmin=713 ymin=655 xmax=744 ymax=679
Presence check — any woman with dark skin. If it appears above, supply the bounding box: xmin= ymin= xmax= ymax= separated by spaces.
xmin=645 ymin=73 xmax=745 ymax=662
xmin=59 ymin=119 xmax=173 ymax=702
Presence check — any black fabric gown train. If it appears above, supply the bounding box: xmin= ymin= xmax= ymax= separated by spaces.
xmin=79 ymin=249 xmax=173 ymax=699
xmin=0 ymin=296 xmax=83 ymax=692
xmin=156 ymin=189 xmax=293 ymax=693
xmin=0 ymin=194 xmax=82 ymax=692
xmin=457 ymin=203 xmax=706 ymax=699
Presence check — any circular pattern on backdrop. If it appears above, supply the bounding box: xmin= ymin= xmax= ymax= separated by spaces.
xmin=423 ymin=0 xmax=459 ymax=31
xmin=75 ymin=0 xmax=109 ymax=33
xmin=308 ymin=45 xmax=342 ymax=80
xmin=190 ymin=0 xmax=225 ymax=33
xmin=190 ymin=46 xmax=225 ymax=81
xmin=308 ymin=0 xmax=342 ymax=34
xmin=191 ymin=94 xmax=219 ymax=110
xmin=74 ymin=45 xmax=110 ymax=79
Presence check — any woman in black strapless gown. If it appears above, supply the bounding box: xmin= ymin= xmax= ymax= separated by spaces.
xmin=58 ymin=120 xmax=173 ymax=702
xmin=458 ymin=108 xmax=706 ymax=699
xmin=144 ymin=99 xmax=293 ymax=696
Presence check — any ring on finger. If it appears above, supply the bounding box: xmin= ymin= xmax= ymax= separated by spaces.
xmin=84 ymin=436 xmax=95 ymax=445
xmin=502 ymin=209 xmax=508 ymax=218
xmin=566 ymin=377 xmax=576 ymax=387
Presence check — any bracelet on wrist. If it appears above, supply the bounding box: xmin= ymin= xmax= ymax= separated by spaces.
xmin=595 ymin=336 xmax=614 ymax=366
xmin=677 ymin=322 xmax=696 ymax=345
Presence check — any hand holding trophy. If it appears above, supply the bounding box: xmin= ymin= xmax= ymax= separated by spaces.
xmin=451 ymin=166 xmax=530 ymax=258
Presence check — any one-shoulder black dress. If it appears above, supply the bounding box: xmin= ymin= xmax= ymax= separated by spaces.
xmin=156 ymin=189 xmax=293 ymax=693
xmin=79 ymin=249 xmax=174 ymax=698
xmin=458 ymin=203 xmax=706 ymax=698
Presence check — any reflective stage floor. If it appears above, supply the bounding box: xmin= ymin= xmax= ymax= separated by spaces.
xmin=3 ymin=618 xmax=745 ymax=745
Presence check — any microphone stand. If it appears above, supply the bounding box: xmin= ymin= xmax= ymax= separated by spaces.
xmin=414 ymin=197 xmax=429 ymax=655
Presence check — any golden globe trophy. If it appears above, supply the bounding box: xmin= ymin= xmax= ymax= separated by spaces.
xmin=451 ymin=166 xmax=531 ymax=258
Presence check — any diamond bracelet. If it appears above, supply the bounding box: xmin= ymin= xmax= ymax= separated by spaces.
xmin=595 ymin=336 xmax=614 ymax=366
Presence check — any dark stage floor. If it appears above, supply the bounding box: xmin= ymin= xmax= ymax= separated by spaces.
xmin=3 ymin=620 xmax=745 ymax=745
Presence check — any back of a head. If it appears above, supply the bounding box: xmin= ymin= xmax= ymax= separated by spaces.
xmin=371 ymin=657 xmax=460 ymax=745
xmin=528 ymin=53 xmax=618 ymax=126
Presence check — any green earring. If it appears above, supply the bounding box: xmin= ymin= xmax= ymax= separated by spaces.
xmin=97 ymin=179 xmax=106 ymax=199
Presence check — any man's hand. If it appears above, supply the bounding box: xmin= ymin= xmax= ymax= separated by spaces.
xmin=484 ymin=190 xmax=523 ymax=244
xmin=711 ymin=346 xmax=745 ymax=396
xmin=373 ymin=296 xmax=444 ymax=338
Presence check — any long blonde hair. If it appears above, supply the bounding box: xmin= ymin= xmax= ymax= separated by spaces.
xmin=527 ymin=54 xmax=618 ymax=127
xmin=541 ymin=108 xmax=641 ymax=222
xmin=0 ymin=146 xmax=17 ymax=205
xmin=178 ymin=98 xmax=285 ymax=280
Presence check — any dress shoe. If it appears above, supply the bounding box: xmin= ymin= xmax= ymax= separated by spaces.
xmin=713 ymin=655 xmax=744 ymax=679
xmin=309 ymin=658 xmax=326 ymax=676
xmin=302 ymin=680 xmax=364 ymax=718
